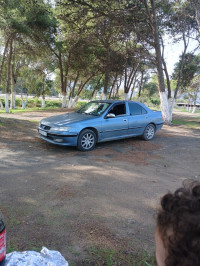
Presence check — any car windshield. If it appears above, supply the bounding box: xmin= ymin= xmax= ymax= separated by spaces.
xmin=77 ymin=102 xmax=111 ymax=116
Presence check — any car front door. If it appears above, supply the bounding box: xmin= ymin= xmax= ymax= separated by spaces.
xmin=100 ymin=103 xmax=128 ymax=141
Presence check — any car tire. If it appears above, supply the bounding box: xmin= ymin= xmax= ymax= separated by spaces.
xmin=143 ymin=124 xmax=155 ymax=141
xmin=77 ymin=129 xmax=97 ymax=151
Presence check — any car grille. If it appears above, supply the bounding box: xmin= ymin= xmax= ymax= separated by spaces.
xmin=41 ymin=124 xmax=51 ymax=130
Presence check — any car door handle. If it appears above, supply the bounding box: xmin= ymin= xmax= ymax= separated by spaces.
xmin=123 ymin=119 xmax=127 ymax=122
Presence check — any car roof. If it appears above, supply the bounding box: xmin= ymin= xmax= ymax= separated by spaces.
xmin=92 ymin=100 xmax=142 ymax=104
xmin=91 ymin=100 xmax=151 ymax=111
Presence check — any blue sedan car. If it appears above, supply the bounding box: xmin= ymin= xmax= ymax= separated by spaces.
xmin=38 ymin=100 xmax=163 ymax=151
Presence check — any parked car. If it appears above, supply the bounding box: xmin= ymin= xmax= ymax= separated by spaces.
xmin=38 ymin=100 xmax=164 ymax=151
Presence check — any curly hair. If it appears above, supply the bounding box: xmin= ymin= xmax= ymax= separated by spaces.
xmin=156 ymin=180 xmax=200 ymax=266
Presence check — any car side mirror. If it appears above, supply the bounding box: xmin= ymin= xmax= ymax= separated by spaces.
xmin=106 ymin=113 xmax=115 ymax=118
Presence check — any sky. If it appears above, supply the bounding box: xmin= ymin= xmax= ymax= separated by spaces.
xmin=164 ymin=37 xmax=199 ymax=76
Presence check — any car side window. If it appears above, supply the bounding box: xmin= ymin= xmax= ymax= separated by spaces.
xmin=128 ymin=103 xmax=147 ymax=115
xmin=108 ymin=103 xmax=126 ymax=116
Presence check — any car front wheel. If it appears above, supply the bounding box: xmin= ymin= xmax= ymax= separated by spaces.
xmin=77 ymin=129 xmax=97 ymax=151
xmin=143 ymin=124 xmax=155 ymax=141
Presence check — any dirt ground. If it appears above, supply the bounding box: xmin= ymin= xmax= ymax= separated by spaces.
xmin=0 ymin=110 xmax=200 ymax=265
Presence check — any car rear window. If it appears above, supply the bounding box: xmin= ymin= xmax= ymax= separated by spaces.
xmin=128 ymin=103 xmax=147 ymax=115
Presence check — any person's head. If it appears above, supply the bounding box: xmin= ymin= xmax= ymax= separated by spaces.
xmin=155 ymin=180 xmax=200 ymax=266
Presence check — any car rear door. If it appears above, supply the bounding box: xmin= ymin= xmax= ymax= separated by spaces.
xmin=127 ymin=102 xmax=149 ymax=136
xmin=100 ymin=103 xmax=128 ymax=141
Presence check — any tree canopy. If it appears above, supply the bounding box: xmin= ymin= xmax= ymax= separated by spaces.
xmin=0 ymin=0 xmax=199 ymax=122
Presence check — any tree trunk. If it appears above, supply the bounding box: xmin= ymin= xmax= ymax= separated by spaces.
xmin=130 ymin=76 xmax=137 ymax=100
xmin=10 ymin=91 xmax=16 ymax=109
xmin=0 ymin=99 xmax=3 ymax=109
xmin=71 ymin=74 xmax=95 ymax=107
xmin=192 ymin=92 xmax=197 ymax=113
xmin=91 ymin=90 xmax=97 ymax=101
xmin=149 ymin=0 xmax=171 ymax=124
xmin=68 ymin=98 xmax=75 ymax=108
xmin=186 ymin=97 xmax=190 ymax=111
xmin=161 ymin=37 xmax=171 ymax=99
xmin=102 ymin=93 xmax=107 ymax=100
xmin=58 ymin=51 xmax=67 ymax=108
xmin=5 ymin=94 xmax=9 ymax=113
xmin=159 ymin=91 xmax=171 ymax=122
xmin=162 ymin=57 xmax=171 ymax=99
xmin=71 ymin=95 xmax=79 ymax=108
xmin=124 ymin=92 xmax=129 ymax=100
xmin=174 ymin=34 xmax=189 ymax=100
xmin=138 ymin=71 xmax=144 ymax=101
xmin=0 ymin=37 xmax=10 ymax=85
xmin=103 ymin=46 xmax=111 ymax=96
xmin=22 ymin=101 xmax=26 ymax=109
xmin=169 ymin=98 xmax=176 ymax=122
xmin=124 ymin=63 xmax=140 ymax=95
xmin=62 ymin=91 xmax=67 ymax=108
xmin=10 ymin=64 xmax=16 ymax=109
xmin=68 ymin=73 xmax=79 ymax=107
xmin=114 ymin=85 xmax=120 ymax=98
xmin=194 ymin=3 xmax=200 ymax=35
xmin=21 ymin=94 xmax=28 ymax=109
xmin=192 ymin=106 xmax=196 ymax=113
xmin=104 ymin=72 xmax=109 ymax=97
xmin=42 ymin=95 xmax=45 ymax=108
xmin=5 ymin=37 xmax=13 ymax=113
xmin=114 ymin=77 xmax=122 ymax=98
xmin=109 ymin=74 xmax=118 ymax=99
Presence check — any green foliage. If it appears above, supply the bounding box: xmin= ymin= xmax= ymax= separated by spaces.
xmin=26 ymin=98 xmax=40 ymax=108
xmin=173 ymin=53 xmax=200 ymax=89
xmin=79 ymin=89 xmax=93 ymax=100
xmin=0 ymin=98 xmax=5 ymax=105
xmin=139 ymin=79 xmax=160 ymax=106
xmin=26 ymin=5 xmax=57 ymax=32
xmin=150 ymin=97 xmax=160 ymax=106
xmin=45 ymin=100 xmax=61 ymax=108
xmin=79 ymin=75 xmax=104 ymax=99
xmin=0 ymin=97 xmax=15 ymax=107
xmin=110 ymin=95 xmax=121 ymax=100
xmin=26 ymin=98 xmax=61 ymax=108
xmin=75 ymin=101 xmax=88 ymax=110
xmin=15 ymin=98 xmax=21 ymax=107
xmin=0 ymin=0 xmax=199 ymax=116
xmin=143 ymin=82 xmax=158 ymax=97
xmin=0 ymin=97 xmax=62 ymax=109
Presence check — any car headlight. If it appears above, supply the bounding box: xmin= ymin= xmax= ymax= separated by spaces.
xmin=50 ymin=126 xmax=72 ymax=132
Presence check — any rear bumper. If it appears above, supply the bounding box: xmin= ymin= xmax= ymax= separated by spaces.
xmin=156 ymin=123 xmax=164 ymax=131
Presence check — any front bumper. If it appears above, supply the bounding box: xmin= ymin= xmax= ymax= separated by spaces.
xmin=38 ymin=128 xmax=78 ymax=146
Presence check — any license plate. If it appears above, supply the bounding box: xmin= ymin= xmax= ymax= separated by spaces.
xmin=39 ymin=129 xmax=47 ymax=136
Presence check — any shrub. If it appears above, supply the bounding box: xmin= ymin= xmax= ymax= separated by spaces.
xmin=75 ymin=101 xmax=87 ymax=110
xmin=150 ymin=97 xmax=160 ymax=106
xmin=26 ymin=98 xmax=36 ymax=108
xmin=45 ymin=100 xmax=61 ymax=108
xmin=15 ymin=98 xmax=21 ymax=107
xmin=0 ymin=98 xmax=5 ymax=105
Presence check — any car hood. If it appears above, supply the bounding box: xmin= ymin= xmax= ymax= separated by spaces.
xmin=40 ymin=112 xmax=97 ymax=126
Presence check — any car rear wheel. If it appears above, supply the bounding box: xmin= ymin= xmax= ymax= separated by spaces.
xmin=143 ymin=124 xmax=155 ymax=141
xmin=77 ymin=129 xmax=97 ymax=151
